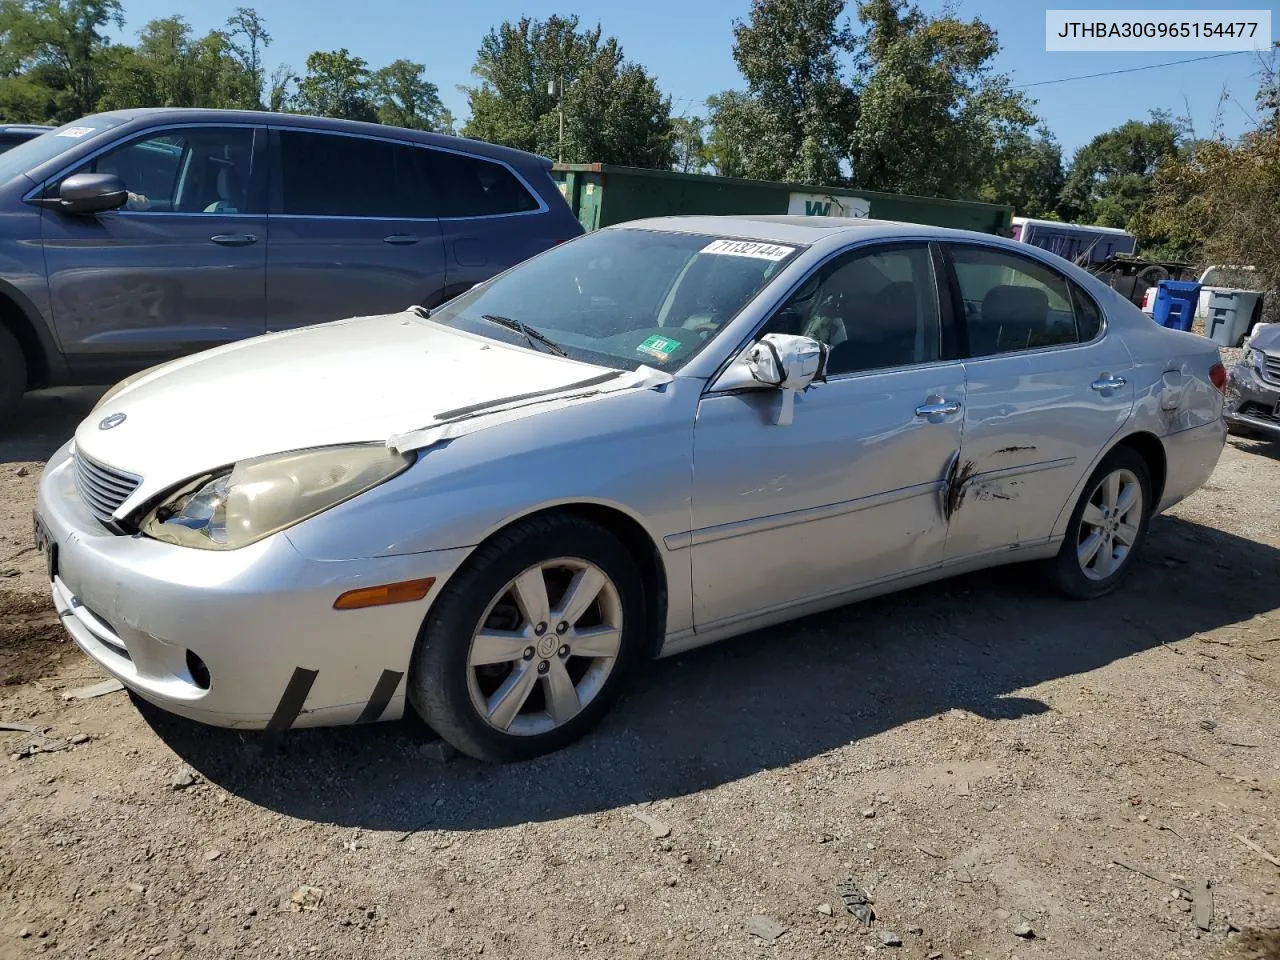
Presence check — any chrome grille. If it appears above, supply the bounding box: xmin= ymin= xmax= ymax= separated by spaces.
xmin=74 ymin=452 xmax=142 ymax=526
xmin=1262 ymin=351 xmax=1280 ymax=384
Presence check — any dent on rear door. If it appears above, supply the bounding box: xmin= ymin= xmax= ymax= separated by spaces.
xmin=944 ymin=337 xmax=1136 ymax=559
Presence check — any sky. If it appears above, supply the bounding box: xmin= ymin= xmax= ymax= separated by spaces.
xmin=108 ymin=0 xmax=1274 ymax=156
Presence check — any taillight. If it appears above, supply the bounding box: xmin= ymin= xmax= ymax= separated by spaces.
xmin=1209 ymin=362 xmax=1227 ymax=393
xmin=1141 ymin=288 xmax=1154 ymax=311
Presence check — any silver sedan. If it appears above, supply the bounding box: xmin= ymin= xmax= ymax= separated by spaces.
xmin=35 ymin=216 xmax=1228 ymax=761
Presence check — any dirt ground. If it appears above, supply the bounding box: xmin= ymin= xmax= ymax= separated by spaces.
xmin=1 ymin=385 xmax=1278 ymax=960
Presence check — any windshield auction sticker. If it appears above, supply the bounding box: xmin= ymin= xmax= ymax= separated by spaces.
xmin=702 ymin=239 xmax=795 ymax=261
xmin=1046 ymin=10 xmax=1272 ymax=51
xmin=55 ymin=126 xmax=96 ymax=138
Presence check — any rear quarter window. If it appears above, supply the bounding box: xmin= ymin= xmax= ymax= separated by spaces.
xmin=421 ymin=150 xmax=540 ymax=218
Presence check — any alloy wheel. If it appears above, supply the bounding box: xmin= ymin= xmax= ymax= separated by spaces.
xmin=466 ymin=558 xmax=623 ymax=736
xmin=1077 ymin=468 xmax=1144 ymax=582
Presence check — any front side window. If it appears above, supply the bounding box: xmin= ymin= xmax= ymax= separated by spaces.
xmin=428 ymin=228 xmax=801 ymax=371
xmin=761 ymin=243 xmax=941 ymax=376
xmin=78 ymin=127 xmax=256 ymax=214
xmin=948 ymin=245 xmax=1086 ymax=356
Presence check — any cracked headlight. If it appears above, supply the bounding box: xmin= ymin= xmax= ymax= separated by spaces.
xmin=142 ymin=445 xmax=412 ymax=550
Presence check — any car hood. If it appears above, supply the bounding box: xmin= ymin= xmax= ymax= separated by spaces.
xmin=72 ymin=311 xmax=630 ymax=508
xmin=1248 ymin=322 xmax=1280 ymax=353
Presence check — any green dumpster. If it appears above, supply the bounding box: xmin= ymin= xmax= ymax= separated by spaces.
xmin=552 ymin=163 xmax=1013 ymax=236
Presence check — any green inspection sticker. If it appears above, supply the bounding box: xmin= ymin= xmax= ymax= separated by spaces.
xmin=635 ymin=334 xmax=681 ymax=363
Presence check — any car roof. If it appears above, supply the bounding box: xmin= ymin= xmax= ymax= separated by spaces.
xmin=0 ymin=124 xmax=53 ymax=134
xmin=611 ymin=214 xmax=1010 ymax=247
xmin=77 ymin=108 xmax=551 ymax=169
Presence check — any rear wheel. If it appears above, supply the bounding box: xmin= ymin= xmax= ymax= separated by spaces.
xmin=407 ymin=514 xmax=646 ymax=762
xmin=0 ymin=324 xmax=26 ymax=424
xmin=1050 ymin=447 xmax=1152 ymax=599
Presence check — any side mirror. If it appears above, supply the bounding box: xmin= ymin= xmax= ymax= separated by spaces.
xmin=712 ymin=332 xmax=827 ymax=425
xmin=57 ymin=172 xmax=127 ymax=215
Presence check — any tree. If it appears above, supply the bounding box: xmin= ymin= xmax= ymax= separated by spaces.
xmin=0 ymin=0 xmax=123 ymax=121
xmin=97 ymin=16 xmax=254 ymax=111
xmin=726 ymin=0 xmax=857 ymax=183
xmin=670 ymin=116 xmax=705 ymax=173
xmin=1133 ymin=127 xmax=1280 ymax=312
xmin=294 ymin=48 xmax=374 ymax=121
xmin=370 ymin=59 xmax=450 ymax=131
xmin=463 ymin=15 xmax=672 ymax=167
xmin=848 ymin=0 xmax=1037 ymax=198
xmin=267 ymin=61 xmax=294 ymax=112
xmin=979 ymin=126 xmax=1065 ymax=218
xmin=1059 ymin=112 xmax=1180 ymax=226
xmin=225 ymin=7 xmax=270 ymax=109
xmin=703 ymin=90 xmax=760 ymax=178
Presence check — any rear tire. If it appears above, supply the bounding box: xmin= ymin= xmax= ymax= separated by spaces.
xmin=0 ymin=324 xmax=25 ymax=424
xmin=1050 ymin=447 xmax=1152 ymax=600
xmin=407 ymin=514 xmax=646 ymax=763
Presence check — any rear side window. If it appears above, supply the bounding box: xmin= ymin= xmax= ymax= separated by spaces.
xmin=278 ymin=130 xmax=436 ymax=218
xmin=417 ymin=149 xmax=539 ymax=218
xmin=948 ymin=245 xmax=1088 ymax=356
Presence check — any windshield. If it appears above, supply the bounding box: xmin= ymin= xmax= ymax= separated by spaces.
xmin=428 ymin=228 xmax=802 ymax=371
xmin=0 ymin=115 xmax=127 ymax=186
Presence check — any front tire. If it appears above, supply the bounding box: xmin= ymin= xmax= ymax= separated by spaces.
xmin=0 ymin=324 xmax=26 ymax=424
xmin=408 ymin=514 xmax=646 ymax=762
xmin=1050 ymin=447 xmax=1152 ymax=600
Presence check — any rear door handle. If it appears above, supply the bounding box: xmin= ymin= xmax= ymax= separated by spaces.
xmin=209 ymin=234 xmax=258 ymax=247
xmin=383 ymin=234 xmax=421 ymax=246
xmin=1091 ymin=375 xmax=1127 ymax=393
xmin=915 ymin=398 xmax=962 ymax=420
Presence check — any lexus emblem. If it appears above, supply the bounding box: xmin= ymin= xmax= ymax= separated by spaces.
xmin=98 ymin=412 xmax=127 ymax=430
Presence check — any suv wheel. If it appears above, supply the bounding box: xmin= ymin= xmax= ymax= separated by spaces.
xmin=0 ymin=324 xmax=25 ymax=423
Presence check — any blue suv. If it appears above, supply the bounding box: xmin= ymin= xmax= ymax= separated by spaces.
xmin=0 ymin=109 xmax=583 ymax=418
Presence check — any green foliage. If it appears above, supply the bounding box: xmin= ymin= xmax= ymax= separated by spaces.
xmin=97 ymin=16 xmax=256 ymax=111
xmin=294 ymin=48 xmax=375 ymax=121
xmin=703 ymin=91 xmax=759 ymax=178
xmin=978 ymin=126 xmax=1065 ymax=218
xmin=670 ymin=116 xmax=705 ymax=173
xmin=1133 ymin=128 xmax=1280 ymax=296
xmin=0 ymin=0 xmax=123 ymax=121
xmin=848 ymin=0 xmax=1036 ymax=198
xmin=225 ymin=7 xmax=270 ymax=109
xmin=370 ymin=59 xmax=451 ymax=132
xmin=463 ymin=15 xmax=672 ymax=167
xmin=1059 ymin=112 xmax=1180 ymax=226
xmin=727 ymin=0 xmax=857 ymax=184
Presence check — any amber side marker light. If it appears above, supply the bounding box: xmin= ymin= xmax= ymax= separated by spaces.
xmin=333 ymin=578 xmax=436 ymax=610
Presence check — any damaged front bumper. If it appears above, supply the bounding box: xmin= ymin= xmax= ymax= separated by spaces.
xmin=1224 ymin=356 xmax=1280 ymax=440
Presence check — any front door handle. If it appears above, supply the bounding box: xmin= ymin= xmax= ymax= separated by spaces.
xmin=915 ymin=397 xmax=962 ymax=420
xmin=209 ymin=234 xmax=258 ymax=247
xmin=383 ymin=234 xmax=421 ymax=246
xmin=1091 ymin=374 xmax=1128 ymax=393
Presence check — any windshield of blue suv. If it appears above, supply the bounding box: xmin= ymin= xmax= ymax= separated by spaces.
xmin=426 ymin=227 xmax=802 ymax=371
xmin=0 ymin=115 xmax=127 ymax=186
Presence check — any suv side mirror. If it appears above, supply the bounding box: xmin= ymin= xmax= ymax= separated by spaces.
xmin=57 ymin=173 xmax=127 ymax=215
xmin=711 ymin=332 xmax=828 ymax=425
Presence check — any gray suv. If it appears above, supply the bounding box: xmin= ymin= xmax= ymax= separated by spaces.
xmin=0 ymin=109 xmax=583 ymax=417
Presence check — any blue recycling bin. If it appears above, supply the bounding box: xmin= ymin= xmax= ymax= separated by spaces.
xmin=1152 ymin=280 xmax=1201 ymax=331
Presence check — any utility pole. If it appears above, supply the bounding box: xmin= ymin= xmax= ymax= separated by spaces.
xmin=548 ymin=78 xmax=565 ymax=163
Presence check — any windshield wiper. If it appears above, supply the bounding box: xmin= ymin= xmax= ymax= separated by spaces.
xmin=479 ymin=314 xmax=568 ymax=358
